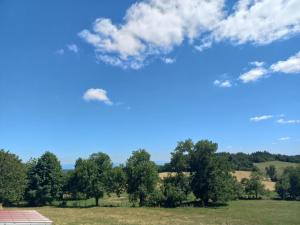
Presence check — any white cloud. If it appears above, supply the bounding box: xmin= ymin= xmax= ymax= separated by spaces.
xmin=277 ymin=118 xmax=300 ymax=124
xmin=239 ymin=67 xmax=268 ymax=83
xmin=239 ymin=50 xmax=300 ymax=84
xmin=83 ymin=88 xmax=113 ymax=105
xmin=194 ymin=38 xmax=213 ymax=52
xmin=55 ymin=49 xmax=65 ymax=55
xmin=67 ymin=44 xmax=79 ymax=53
xmin=161 ymin=57 xmax=176 ymax=64
xmin=250 ymin=61 xmax=265 ymax=67
xmin=214 ymin=0 xmax=300 ymax=45
xmin=278 ymin=137 xmax=291 ymax=141
xmin=270 ymin=51 xmax=300 ymax=74
xmin=213 ymin=79 xmax=232 ymax=88
xmin=79 ymin=0 xmax=300 ymax=68
xmin=250 ymin=115 xmax=273 ymax=122
xmin=79 ymin=0 xmax=225 ymax=68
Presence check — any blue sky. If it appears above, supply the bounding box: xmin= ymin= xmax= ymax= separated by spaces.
xmin=1 ymin=0 xmax=300 ymax=167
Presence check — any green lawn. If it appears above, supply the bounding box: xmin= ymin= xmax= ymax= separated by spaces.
xmin=255 ymin=161 xmax=299 ymax=175
xmin=10 ymin=200 xmax=300 ymax=225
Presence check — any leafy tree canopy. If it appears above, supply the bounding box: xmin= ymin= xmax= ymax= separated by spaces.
xmin=126 ymin=149 xmax=159 ymax=206
xmin=25 ymin=151 xmax=63 ymax=206
xmin=0 ymin=150 xmax=27 ymax=205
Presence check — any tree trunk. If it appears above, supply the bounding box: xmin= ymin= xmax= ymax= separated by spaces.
xmin=139 ymin=195 xmax=145 ymax=207
xmin=95 ymin=197 xmax=99 ymax=206
xmin=203 ymin=197 xmax=209 ymax=206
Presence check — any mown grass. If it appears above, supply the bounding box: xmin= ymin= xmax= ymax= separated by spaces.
xmin=255 ymin=161 xmax=300 ymax=176
xmin=10 ymin=200 xmax=300 ymax=225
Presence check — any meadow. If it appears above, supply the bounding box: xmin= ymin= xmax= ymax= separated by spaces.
xmin=12 ymin=200 xmax=300 ymax=225
xmin=255 ymin=161 xmax=300 ymax=175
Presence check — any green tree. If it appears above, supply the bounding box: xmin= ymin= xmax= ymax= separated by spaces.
xmin=276 ymin=167 xmax=300 ymax=200
xmin=74 ymin=152 xmax=112 ymax=206
xmin=25 ymin=152 xmax=63 ymax=206
xmin=170 ymin=139 xmax=193 ymax=173
xmin=107 ymin=166 xmax=127 ymax=197
xmin=0 ymin=150 xmax=27 ymax=205
xmin=160 ymin=174 xmax=190 ymax=207
xmin=226 ymin=152 xmax=254 ymax=171
xmin=125 ymin=149 xmax=159 ymax=206
xmin=242 ymin=172 xmax=265 ymax=199
xmin=189 ymin=140 xmax=235 ymax=205
xmin=265 ymin=165 xmax=277 ymax=181
xmin=61 ymin=170 xmax=78 ymax=199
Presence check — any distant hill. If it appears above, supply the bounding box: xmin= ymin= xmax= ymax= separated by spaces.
xmin=255 ymin=161 xmax=300 ymax=176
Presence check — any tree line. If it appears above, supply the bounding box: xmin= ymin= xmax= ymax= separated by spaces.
xmin=159 ymin=151 xmax=300 ymax=172
xmin=1 ymin=139 xmax=300 ymax=207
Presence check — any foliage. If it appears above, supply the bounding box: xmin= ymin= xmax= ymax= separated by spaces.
xmin=217 ymin=151 xmax=300 ymax=172
xmin=62 ymin=170 xmax=80 ymax=199
xmin=231 ymin=178 xmax=245 ymax=200
xmin=157 ymin=163 xmax=172 ymax=173
xmin=125 ymin=149 xmax=159 ymax=206
xmin=250 ymin=151 xmax=275 ymax=163
xmin=255 ymin=160 xmax=299 ymax=176
xmin=0 ymin=150 xmax=27 ymax=205
xmin=276 ymin=166 xmax=300 ymax=200
xmin=25 ymin=152 xmax=63 ymax=206
xmin=189 ymin=140 xmax=236 ymax=205
xmin=265 ymin=165 xmax=277 ymax=181
xmin=73 ymin=152 xmax=113 ymax=206
xmin=241 ymin=172 xmax=265 ymax=199
xmin=107 ymin=166 xmax=127 ymax=197
xmin=227 ymin=152 xmax=254 ymax=171
xmin=161 ymin=174 xmax=190 ymax=207
xmin=146 ymin=189 xmax=164 ymax=207
xmin=170 ymin=139 xmax=193 ymax=172
xmin=160 ymin=181 xmax=186 ymax=207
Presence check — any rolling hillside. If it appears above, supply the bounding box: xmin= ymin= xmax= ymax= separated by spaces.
xmin=254 ymin=161 xmax=300 ymax=175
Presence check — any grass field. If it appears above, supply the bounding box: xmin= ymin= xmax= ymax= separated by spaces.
xmin=10 ymin=200 xmax=300 ymax=225
xmin=255 ymin=161 xmax=299 ymax=175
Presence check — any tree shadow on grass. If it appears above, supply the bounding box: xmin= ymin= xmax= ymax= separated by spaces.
xmin=53 ymin=201 xmax=126 ymax=209
xmin=180 ymin=200 xmax=228 ymax=209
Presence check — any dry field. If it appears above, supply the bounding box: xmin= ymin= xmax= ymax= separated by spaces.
xmin=233 ymin=171 xmax=275 ymax=191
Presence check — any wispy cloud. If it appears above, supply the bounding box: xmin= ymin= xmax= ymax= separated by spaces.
xmin=213 ymin=79 xmax=232 ymax=88
xmin=250 ymin=61 xmax=265 ymax=67
xmin=55 ymin=49 xmax=65 ymax=55
xmin=67 ymin=44 xmax=79 ymax=53
xmin=278 ymin=137 xmax=291 ymax=141
xmin=194 ymin=38 xmax=213 ymax=52
xmin=277 ymin=118 xmax=300 ymax=124
xmin=79 ymin=0 xmax=300 ymax=69
xmin=161 ymin=57 xmax=176 ymax=64
xmin=239 ymin=67 xmax=268 ymax=83
xmin=250 ymin=115 xmax=273 ymax=122
xmin=83 ymin=88 xmax=113 ymax=105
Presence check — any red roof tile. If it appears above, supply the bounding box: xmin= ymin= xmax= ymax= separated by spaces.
xmin=0 ymin=210 xmax=52 ymax=223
